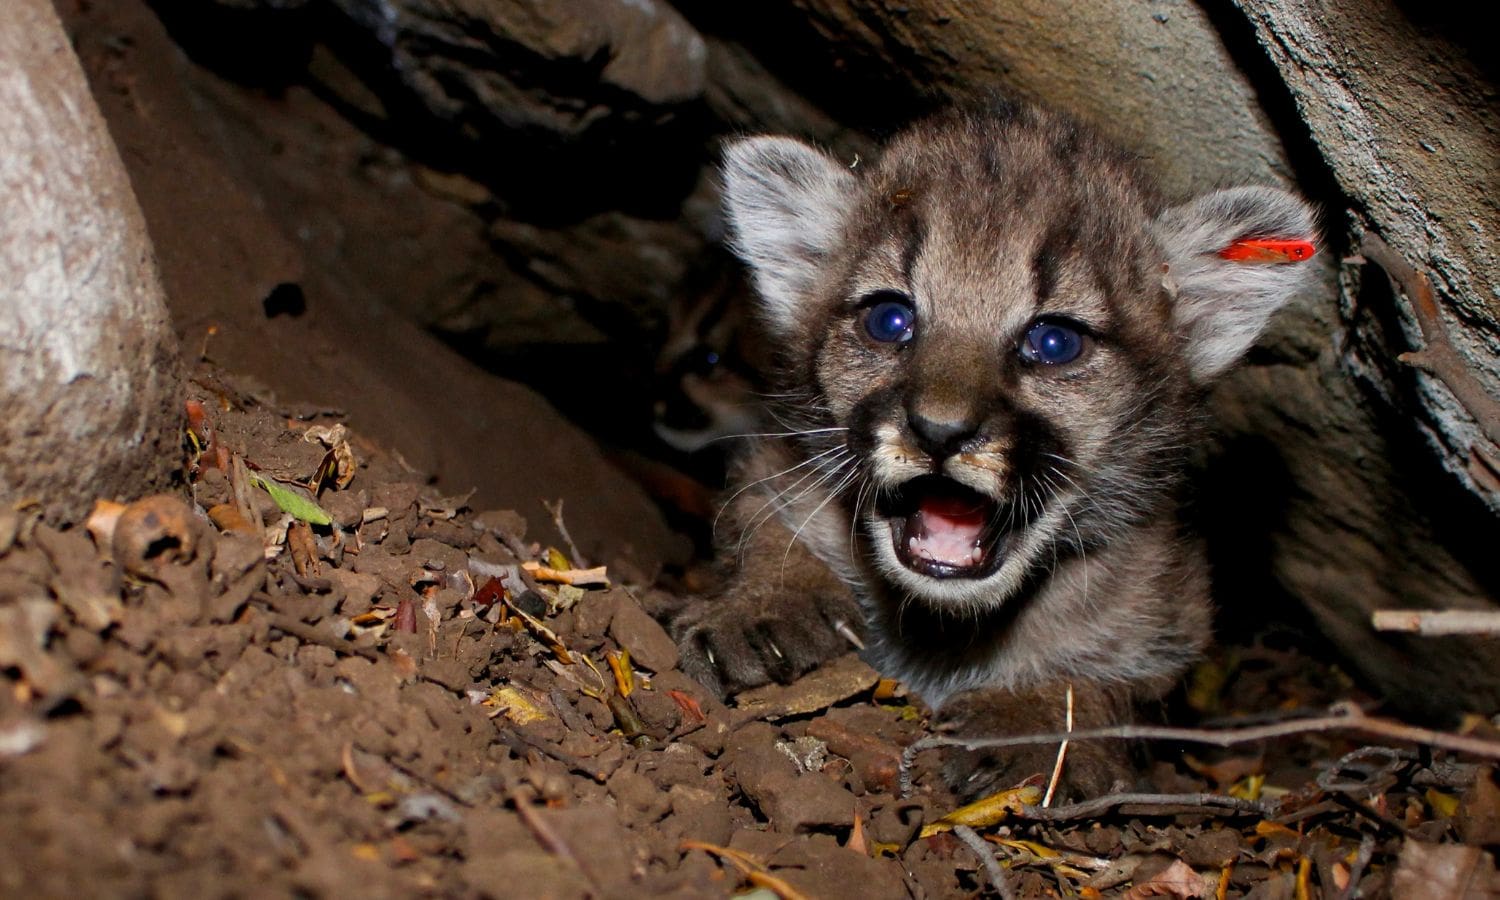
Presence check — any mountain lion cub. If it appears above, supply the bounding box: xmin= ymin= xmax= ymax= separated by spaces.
xmin=671 ymin=104 xmax=1317 ymax=796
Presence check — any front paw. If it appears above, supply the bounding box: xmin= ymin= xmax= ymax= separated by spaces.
xmin=934 ymin=686 xmax=1132 ymax=802
xmin=670 ymin=587 xmax=863 ymax=698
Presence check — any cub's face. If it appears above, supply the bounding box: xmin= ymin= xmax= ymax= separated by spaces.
xmin=722 ymin=107 xmax=1317 ymax=612
xmin=652 ymin=274 xmax=761 ymax=455
xmin=813 ymin=170 xmax=1187 ymax=606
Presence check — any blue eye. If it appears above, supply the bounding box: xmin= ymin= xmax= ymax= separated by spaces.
xmin=1021 ymin=320 xmax=1085 ymax=365
xmin=862 ymin=298 xmax=915 ymax=344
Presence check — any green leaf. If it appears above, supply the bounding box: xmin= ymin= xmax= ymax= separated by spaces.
xmin=251 ymin=474 xmax=332 ymax=525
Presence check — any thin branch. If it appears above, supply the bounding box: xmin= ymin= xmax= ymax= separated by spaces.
xmin=1373 ymin=609 xmax=1500 ymax=636
xmin=513 ymin=791 xmax=592 ymax=886
xmin=544 ymin=499 xmax=588 ymax=568
xmin=264 ymin=611 xmax=380 ymax=662
xmin=1360 ymin=232 xmax=1500 ymax=449
xmin=1041 ymin=684 xmax=1073 ymax=808
xmin=900 ymin=702 xmax=1500 ymax=797
xmin=1014 ymin=791 xmax=1274 ymax=822
xmin=1337 ymin=833 xmax=1377 ymax=900
xmin=953 ymin=825 xmax=1017 ymax=900
xmin=1315 ymin=745 xmax=1411 ymax=793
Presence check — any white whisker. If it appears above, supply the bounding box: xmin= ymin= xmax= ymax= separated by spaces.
xmin=737 ymin=449 xmax=854 ymax=564
xmin=714 ymin=443 xmax=847 ymax=538
xmin=781 ymin=461 xmax=861 ymax=585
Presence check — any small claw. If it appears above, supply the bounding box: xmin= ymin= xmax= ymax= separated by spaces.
xmin=833 ymin=619 xmax=865 ymax=651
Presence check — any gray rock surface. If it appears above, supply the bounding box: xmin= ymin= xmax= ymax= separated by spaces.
xmin=335 ymin=0 xmax=706 ymax=134
xmin=0 ymin=0 xmax=181 ymax=522
xmin=1238 ymin=0 xmax=1500 ymax=498
xmin=1230 ymin=0 xmax=1500 ymax=711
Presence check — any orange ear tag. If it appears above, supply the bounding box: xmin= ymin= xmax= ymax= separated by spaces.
xmin=1218 ymin=238 xmax=1317 ymax=263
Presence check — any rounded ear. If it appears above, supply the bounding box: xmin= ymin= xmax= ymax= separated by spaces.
xmin=721 ymin=136 xmax=857 ymax=338
xmin=1152 ymin=186 xmax=1319 ymax=382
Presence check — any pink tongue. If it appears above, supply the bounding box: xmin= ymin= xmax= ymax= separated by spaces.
xmin=908 ymin=496 xmax=987 ymax=566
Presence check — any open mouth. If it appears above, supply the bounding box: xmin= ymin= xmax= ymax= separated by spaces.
xmin=879 ymin=475 xmax=1008 ymax=579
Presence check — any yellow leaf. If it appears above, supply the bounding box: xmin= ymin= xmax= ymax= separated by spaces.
xmin=1216 ymin=864 xmax=1234 ymax=900
xmin=920 ymin=784 xmax=1043 ymax=837
xmin=869 ymin=841 xmax=903 ymax=859
xmin=1186 ymin=658 xmax=1230 ymax=714
xmin=486 ymin=686 xmax=549 ymax=725
xmin=499 ymin=593 xmax=575 ymax=664
xmin=351 ymin=843 xmax=381 ymax=862
xmin=1295 ymin=856 xmax=1312 ymax=900
xmin=1254 ymin=820 xmax=1300 ymax=841
xmin=1229 ymin=773 xmax=1265 ymax=801
xmin=1426 ymin=788 xmax=1460 ymax=818
xmin=991 ymin=837 xmax=1061 ymax=860
xmin=607 ymin=649 xmax=635 ymax=698
xmin=546 ymin=547 xmax=570 ymax=571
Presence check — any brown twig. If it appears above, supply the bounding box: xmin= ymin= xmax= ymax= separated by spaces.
xmin=1338 ymin=833 xmax=1377 ymax=900
xmin=497 ymin=726 xmax=612 ymax=783
xmin=513 ymin=791 xmax=591 ymax=884
xmin=900 ymin=702 xmax=1500 ymax=797
xmin=1014 ymin=791 xmax=1275 ymax=822
xmin=492 ymin=527 xmax=534 ymax=562
xmin=544 ymin=499 xmax=588 ymax=568
xmin=953 ymin=824 xmax=1017 ymax=900
xmin=1359 ymin=232 xmax=1500 ymax=450
xmin=264 ymin=611 xmax=380 ymax=662
xmin=1315 ymin=745 xmax=1411 ymax=794
xmin=1372 ymin=609 xmax=1500 ymax=636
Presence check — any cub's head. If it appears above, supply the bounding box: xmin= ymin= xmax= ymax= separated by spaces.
xmin=652 ymin=261 xmax=762 ymax=454
xmin=720 ymin=106 xmax=1318 ymax=610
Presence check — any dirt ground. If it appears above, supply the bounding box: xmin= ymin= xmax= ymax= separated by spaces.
xmin=3 ymin=370 xmax=1499 ymax=899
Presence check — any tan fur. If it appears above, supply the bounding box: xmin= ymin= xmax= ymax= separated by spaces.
xmin=672 ymin=104 xmax=1316 ymax=797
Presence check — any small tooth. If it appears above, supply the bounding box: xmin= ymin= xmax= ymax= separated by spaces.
xmin=908 ymin=537 xmax=917 ymax=552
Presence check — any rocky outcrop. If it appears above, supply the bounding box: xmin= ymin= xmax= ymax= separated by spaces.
xmin=1229 ymin=0 xmax=1500 ymax=712
xmin=1237 ymin=0 xmax=1500 ymax=505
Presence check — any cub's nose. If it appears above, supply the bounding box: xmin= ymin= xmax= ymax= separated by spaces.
xmin=908 ymin=411 xmax=978 ymax=459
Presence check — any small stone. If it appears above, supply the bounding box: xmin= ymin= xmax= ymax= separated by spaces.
xmin=1182 ymin=826 xmax=1241 ymax=868
xmin=608 ymin=594 xmax=679 ymax=672
xmin=318 ymin=489 xmax=368 ymax=529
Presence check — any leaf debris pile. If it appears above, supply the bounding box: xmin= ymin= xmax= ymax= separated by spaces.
xmin=1 ymin=371 xmax=1497 ymax=898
